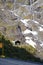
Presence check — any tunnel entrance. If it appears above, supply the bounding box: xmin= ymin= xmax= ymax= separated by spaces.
xmin=15 ymin=40 xmax=21 ymax=45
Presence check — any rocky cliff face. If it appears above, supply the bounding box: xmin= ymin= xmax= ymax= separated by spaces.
xmin=0 ymin=0 xmax=43 ymax=55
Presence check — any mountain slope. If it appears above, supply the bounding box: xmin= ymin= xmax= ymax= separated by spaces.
xmin=0 ymin=0 xmax=43 ymax=59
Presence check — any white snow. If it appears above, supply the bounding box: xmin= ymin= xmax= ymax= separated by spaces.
xmin=25 ymin=37 xmax=31 ymax=40
xmin=23 ymin=29 xmax=38 ymax=35
xmin=1 ymin=9 xmax=4 ymax=11
xmin=31 ymin=31 xmax=38 ymax=35
xmin=21 ymin=19 xmax=30 ymax=26
xmin=32 ymin=20 xmax=39 ymax=24
xmin=23 ymin=29 xmax=31 ymax=34
xmin=25 ymin=36 xmax=36 ymax=48
xmin=25 ymin=39 xmax=36 ymax=48
xmin=39 ymin=27 xmax=43 ymax=31
xmin=40 ymin=43 xmax=43 ymax=47
xmin=21 ymin=19 xmax=39 ymax=27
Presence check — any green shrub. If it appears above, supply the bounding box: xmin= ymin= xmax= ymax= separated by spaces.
xmin=0 ymin=34 xmax=43 ymax=62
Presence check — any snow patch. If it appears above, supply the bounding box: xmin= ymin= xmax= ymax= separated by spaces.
xmin=21 ymin=19 xmax=30 ymax=26
xmin=25 ymin=37 xmax=31 ymax=40
xmin=32 ymin=20 xmax=39 ymax=24
xmin=40 ymin=43 xmax=43 ymax=47
xmin=23 ymin=29 xmax=31 ymax=34
xmin=39 ymin=27 xmax=43 ymax=31
xmin=1 ymin=9 xmax=4 ymax=11
xmin=31 ymin=31 xmax=38 ymax=35
xmin=25 ymin=39 xmax=36 ymax=48
xmin=25 ymin=36 xmax=36 ymax=48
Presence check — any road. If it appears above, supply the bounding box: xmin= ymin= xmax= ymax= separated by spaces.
xmin=0 ymin=58 xmax=43 ymax=65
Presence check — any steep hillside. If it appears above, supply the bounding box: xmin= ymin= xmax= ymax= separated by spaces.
xmin=0 ymin=0 xmax=43 ymax=59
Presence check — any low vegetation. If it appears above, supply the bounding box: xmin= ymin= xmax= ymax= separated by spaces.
xmin=0 ymin=33 xmax=43 ymax=63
